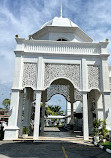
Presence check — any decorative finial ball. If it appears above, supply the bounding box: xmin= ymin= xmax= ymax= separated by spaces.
xmin=105 ymin=38 xmax=109 ymax=42
xmin=15 ymin=35 xmax=18 ymax=38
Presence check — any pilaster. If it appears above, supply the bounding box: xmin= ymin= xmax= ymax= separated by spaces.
xmin=101 ymin=57 xmax=110 ymax=92
xmin=12 ymin=54 xmax=23 ymax=89
xmin=81 ymin=58 xmax=88 ymax=91
xmin=37 ymin=57 xmax=44 ymax=90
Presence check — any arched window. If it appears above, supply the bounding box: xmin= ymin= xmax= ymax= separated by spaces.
xmin=57 ymin=38 xmax=67 ymax=41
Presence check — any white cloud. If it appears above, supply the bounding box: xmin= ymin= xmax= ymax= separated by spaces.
xmin=0 ymin=0 xmax=59 ymax=83
xmin=0 ymin=0 xmax=111 ymax=84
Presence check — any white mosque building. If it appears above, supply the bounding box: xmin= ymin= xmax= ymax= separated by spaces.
xmin=4 ymin=9 xmax=111 ymax=140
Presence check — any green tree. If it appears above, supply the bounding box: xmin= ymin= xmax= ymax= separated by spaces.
xmin=45 ymin=106 xmax=53 ymax=115
xmin=2 ymin=99 xmax=10 ymax=110
xmin=46 ymin=105 xmax=64 ymax=115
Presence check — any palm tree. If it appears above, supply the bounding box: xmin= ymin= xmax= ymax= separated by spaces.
xmin=46 ymin=105 xmax=64 ymax=115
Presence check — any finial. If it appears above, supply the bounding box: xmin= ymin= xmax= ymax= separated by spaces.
xmin=60 ymin=0 xmax=62 ymax=18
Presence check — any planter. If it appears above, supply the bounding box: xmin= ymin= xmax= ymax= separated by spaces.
xmin=94 ymin=136 xmax=99 ymax=143
xmin=22 ymin=134 xmax=28 ymax=138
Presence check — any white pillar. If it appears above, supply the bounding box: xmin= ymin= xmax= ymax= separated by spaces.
xmin=17 ymin=91 xmax=24 ymax=136
xmin=70 ymin=102 xmax=74 ymax=125
xmin=82 ymin=58 xmax=89 ymax=140
xmin=23 ymin=99 xmax=30 ymax=127
xmin=41 ymin=91 xmax=46 ymax=133
xmin=96 ymin=93 xmax=104 ymax=121
xmin=4 ymin=89 xmax=20 ymax=140
xmin=33 ymin=56 xmax=44 ymax=139
xmin=66 ymin=101 xmax=71 ymax=124
xmin=101 ymin=55 xmax=111 ymax=131
xmin=88 ymin=92 xmax=94 ymax=135
xmin=41 ymin=101 xmax=45 ymax=133
xmin=12 ymin=54 xmax=23 ymax=89
xmin=33 ymin=90 xmax=41 ymax=139
xmin=28 ymin=102 xmax=32 ymax=126
xmin=83 ymin=92 xmax=89 ymax=140
xmin=102 ymin=92 xmax=111 ymax=130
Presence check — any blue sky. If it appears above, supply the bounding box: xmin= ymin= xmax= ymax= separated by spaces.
xmin=0 ymin=0 xmax=111 ymax=109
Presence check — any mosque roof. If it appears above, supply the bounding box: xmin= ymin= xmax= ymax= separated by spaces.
xmin=41 ymin=17 xmax=78 ymax=28
xmin=31 ymin=16 xmax=93 ymax=42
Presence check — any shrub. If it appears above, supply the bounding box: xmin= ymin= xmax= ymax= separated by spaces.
xmin=92 ymin=127 xmax=100 ymax=136
xmin=23 ymin=127 xmax=30 ymax=135
xmin=92 ymin=119 xmax=109 ymax=142
xmin=100 ymin=120 xmax=109 ymax=139
xmin=93 ymin=118 xmax=102 ymax=128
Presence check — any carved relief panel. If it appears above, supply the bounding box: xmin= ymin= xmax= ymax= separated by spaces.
xmin=88 ymin=65 xmax=100 ymax=89
xmin=22 ymin=62 xmax=37 ymax=89
xmin=44 ymin=64 xmax=80 ymax=89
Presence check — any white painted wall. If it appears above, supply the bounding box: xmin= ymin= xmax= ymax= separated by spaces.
xmin=38 ymin=32 xmax=84 ymax=42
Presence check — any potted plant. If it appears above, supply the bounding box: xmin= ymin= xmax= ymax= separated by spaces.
xmin=100 ymin=120 xmax=109 ymax=142
xmin=93 ymin=128 xmax=100 ymax=142
xmin=92 ymin=119 xmax=101 ymax=142
xmin=22 ymin=127 xmax=30 ymax=138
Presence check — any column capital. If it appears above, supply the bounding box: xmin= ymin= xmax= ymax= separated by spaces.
xmin=35 ymin=90 xmax=42 ymax=93
xmin=81 ymin=91 xmax=88 ymax=94
xmin=102 ymin=91 xmax=111 ymax=95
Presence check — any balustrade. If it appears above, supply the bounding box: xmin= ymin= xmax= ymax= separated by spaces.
xmin=16 ymin=40 xmax=101 ymax=54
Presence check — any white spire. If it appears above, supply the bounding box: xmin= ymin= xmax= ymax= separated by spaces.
xmin=60 ymin=0 xmax=62 ymax=18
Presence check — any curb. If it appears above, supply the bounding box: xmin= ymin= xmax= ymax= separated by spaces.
xmin=93 ymin=141 xmax=111 ymax=154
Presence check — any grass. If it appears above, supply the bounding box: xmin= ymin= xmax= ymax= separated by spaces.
xmin=99 ymin=142 xmax=111 ymax=150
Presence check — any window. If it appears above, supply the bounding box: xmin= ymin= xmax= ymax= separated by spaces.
xmin=57 ymin=38 xmax=67 ymax=41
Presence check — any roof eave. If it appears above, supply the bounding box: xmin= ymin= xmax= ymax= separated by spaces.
xmin=31 ymin=26 xmax=93 ymax=42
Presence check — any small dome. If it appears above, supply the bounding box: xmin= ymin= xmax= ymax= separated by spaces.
xmin=41 ymin=17 xmax=78 ymax=28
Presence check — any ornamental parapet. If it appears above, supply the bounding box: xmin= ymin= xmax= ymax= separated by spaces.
xmin=15 ymin=38 xmax=109 ymax=55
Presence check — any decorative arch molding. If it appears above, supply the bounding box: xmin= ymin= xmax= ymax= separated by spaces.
xmin=43 ymin=85 xmax=83 ymax=103
xmin=74 ymin=88 xmax=83 ymax=102
xmin=22 ymin=62 xmax=37 ymax=90
xmin=44 ymin=63 xmax=80 ymax=90
xmin=46 ymin=85 xmax=70 ymax=102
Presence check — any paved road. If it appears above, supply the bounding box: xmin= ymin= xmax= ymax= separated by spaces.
xmin=0 ymin=128 xmax=110 ymax=158
xmin=0 ymin=140 xmax=110 ymax=158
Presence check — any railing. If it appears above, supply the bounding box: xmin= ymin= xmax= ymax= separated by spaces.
xmin=16 ymin=40 xmax=101 ymax=55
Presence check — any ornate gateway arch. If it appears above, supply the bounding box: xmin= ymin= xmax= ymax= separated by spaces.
xmin=4 ymin=16 xmax=111 ymax=141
